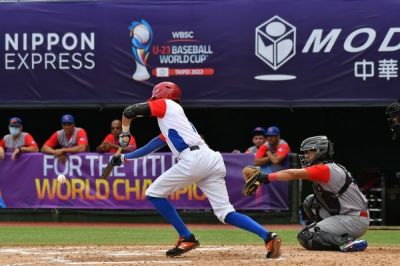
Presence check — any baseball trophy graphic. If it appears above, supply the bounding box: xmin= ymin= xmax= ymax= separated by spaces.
xmin=129 ymin=19 xmax=153 ymax=81
xmin=255 ymin=15 xmax=296 ymax=80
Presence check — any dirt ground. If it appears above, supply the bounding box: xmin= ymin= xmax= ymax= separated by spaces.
xmin=0 ymin=245 xmax=398 ymax=266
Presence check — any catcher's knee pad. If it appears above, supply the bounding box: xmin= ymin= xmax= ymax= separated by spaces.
xmin=297 ymin=229 xmax=314 ymax=250
xmin=297 ymin=226 xmax=351 ymax=251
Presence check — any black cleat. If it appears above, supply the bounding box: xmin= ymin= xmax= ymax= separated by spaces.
xmin=166 ymin=234 xmax=200 ymax=257
xmin=265 ymin=232 xmax=282 ymax=259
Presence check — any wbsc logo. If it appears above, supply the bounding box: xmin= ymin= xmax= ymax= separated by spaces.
xmin=255 ymin=16 xmax=296 ymax=81
xmin=129 ymin=19 xmax=153 ymax=81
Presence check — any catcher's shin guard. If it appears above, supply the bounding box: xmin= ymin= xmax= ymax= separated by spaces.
xmin=297 ymin=225 xmax=353 ymax=251
xmin=265 ymin=233 xmax=282 ymax=259
xmin=166 ymin=234 xmax=200 ymax=257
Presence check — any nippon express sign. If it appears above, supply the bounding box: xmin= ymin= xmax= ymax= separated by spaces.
xmin=255 ymin=15 xmax=400 ymax=81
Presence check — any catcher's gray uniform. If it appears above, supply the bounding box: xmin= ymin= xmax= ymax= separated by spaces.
xmin=299 ymin=162 xmax=369 ymax=250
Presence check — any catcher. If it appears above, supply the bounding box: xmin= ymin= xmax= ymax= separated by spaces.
xmin=242 ymin=136 xmax=369 ymax=252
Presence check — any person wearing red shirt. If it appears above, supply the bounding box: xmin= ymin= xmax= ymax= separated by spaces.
xmin=96 ymin=119 xmax=137 ymax=153
xmin=244 ymin=136 xmax=369 ymax=253
xmin=112 ymin=81 xmax=281 ymax=259
xmin=41 ymin=114 xmax=89 ymax=162
xmin=0 ymin=117 xmax=39 ymax=161
xmin=254 ymin=126 xmax=290 ymax=173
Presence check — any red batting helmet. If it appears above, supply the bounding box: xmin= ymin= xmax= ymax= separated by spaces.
xmin=149 ymin=82 xmax=182 ymax=102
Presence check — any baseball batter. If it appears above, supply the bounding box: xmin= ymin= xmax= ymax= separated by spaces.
xmin=242 ymin=136 xmax=369 ymax=252
xmin=110 ymin=82 xmax=281 ymax=258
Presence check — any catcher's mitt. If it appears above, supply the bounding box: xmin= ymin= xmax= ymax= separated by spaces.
xmin=242 ymin=166 xmax=262 ymax=196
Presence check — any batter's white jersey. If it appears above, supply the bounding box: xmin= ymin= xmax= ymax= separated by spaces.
xmin=146 ymin=98 xmax=235 ymax=222
xmin=148 ymin=99 xmax=205 ymax=157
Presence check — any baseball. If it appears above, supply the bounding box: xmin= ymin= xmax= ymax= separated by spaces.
xmin=57 ymin=174 xmax=67 ymax=184
xmin=134 ymin=24 xmax=150 ymax=44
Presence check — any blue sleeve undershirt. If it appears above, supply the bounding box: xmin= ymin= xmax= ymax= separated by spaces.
xmin=123 ymin=135 xmax=167 ymax=160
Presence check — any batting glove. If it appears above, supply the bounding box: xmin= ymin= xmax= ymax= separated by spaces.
xmin=110 ymin=155 xmax=123 ymax=166
xmin=119 ymin=131 xmax=131 ymax=148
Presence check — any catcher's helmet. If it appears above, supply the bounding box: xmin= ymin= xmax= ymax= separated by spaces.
xmin=386 ymin=100 xmax=400 ymax=140
xmin=149 ymin=82 xmax=181 ymax=103
xmin=298 ymin=136 xmax=334 ymax=168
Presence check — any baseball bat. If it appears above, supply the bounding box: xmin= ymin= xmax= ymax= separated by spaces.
xmin=101 ymin=147 xmax=123 ymax=180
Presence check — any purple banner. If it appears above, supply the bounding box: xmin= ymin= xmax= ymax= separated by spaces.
xmin=0 ymin=153 xmax=288 ymax=210
xmin=3 ymin=1 xmax=396 ymax=107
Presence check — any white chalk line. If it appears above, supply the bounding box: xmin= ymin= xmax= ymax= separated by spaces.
xmin=3 ymin=263 xmax=39 ymax=266
xmin=0 ymin=248 xmax=159 ymax=256
xmin=46 ymin=257 xmax=192 ymax=265
xmin=196 ymin=247 xmax=231 ymax=251
xmin=0 ymin=248 xmax=87 ymax=255
xmin=240 ymin=256 xmax=285 ymax=263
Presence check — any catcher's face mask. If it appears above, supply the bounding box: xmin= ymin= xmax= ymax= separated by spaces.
xmin=299 ymin=149 xmax=317 ymax=168
xmin=298 ymin=136 xmax=334 ymax=168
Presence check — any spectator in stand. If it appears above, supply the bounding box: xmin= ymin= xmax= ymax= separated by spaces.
xmin=232 ymin=126 xmax=266 ymax=154
xmin=0 ymin=117 xmax=39 ymax=160
xmin=96 ymin=119 xmax=137 ymax=153
xmin=254 ymin=126 xmax=291 ymax=174
xmin=245 ymin=127 xmax=267 ymax=154
xmin=41 ymin=114 xmax=89 ymax=162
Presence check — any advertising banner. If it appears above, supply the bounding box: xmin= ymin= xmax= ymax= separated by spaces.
xmin=0 ymin=153 xmax=288 ymax=210
xmin=0 ymin=0 xmax=397 ymax=106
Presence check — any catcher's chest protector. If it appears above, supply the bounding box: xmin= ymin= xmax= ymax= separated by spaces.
xmin=312 ymin=163 xmax=353 ymax=216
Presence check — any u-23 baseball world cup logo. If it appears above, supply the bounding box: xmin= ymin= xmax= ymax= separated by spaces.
xmin=129 ymin=19 xmax=153 ymax=81
xmin=255 ymin=15 xmax=296 ymax=81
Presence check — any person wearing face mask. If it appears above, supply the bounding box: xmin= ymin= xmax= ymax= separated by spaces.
xmin=0 ymin=117 xmax=39 ymax=161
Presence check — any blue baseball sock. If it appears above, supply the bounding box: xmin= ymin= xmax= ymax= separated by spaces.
xmin=225 ymin=211 xmax=269 ymax=241
xmin=146 ymin=196 xmax=192 ymax=239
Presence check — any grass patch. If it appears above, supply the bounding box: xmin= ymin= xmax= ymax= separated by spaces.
xmin=363 ymin=230 xmax=400 ymax=246
xmin=0 ymin=226 xmax=398 ymax=246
